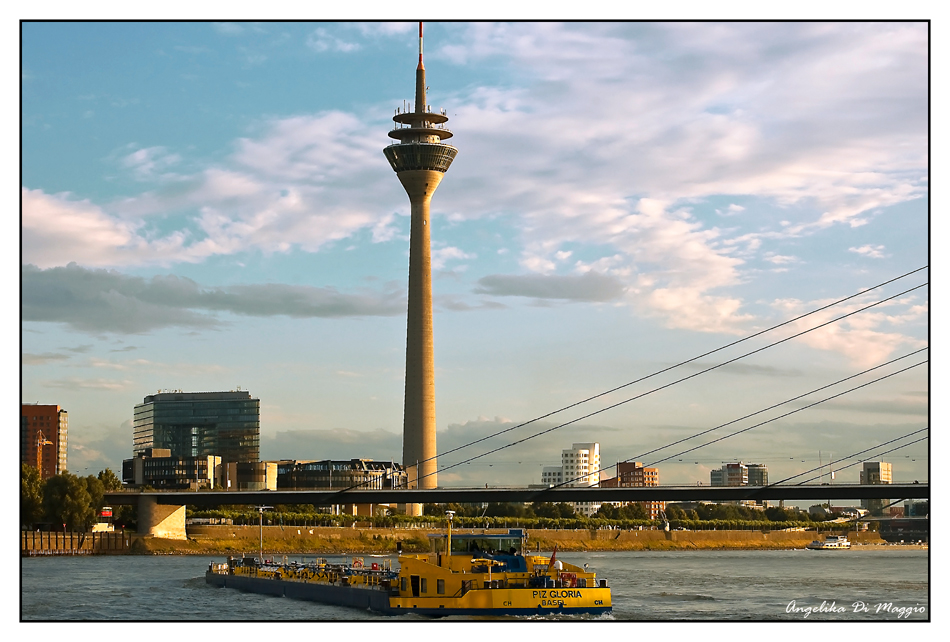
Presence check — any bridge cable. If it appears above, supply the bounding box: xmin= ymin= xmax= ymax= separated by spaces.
xmin=548 ymin=356 xmax=927 ymax=490
xmin=423 ymin=285 xmax=927 ymax=486
xmin=609 ymin=348 xmax=926 ymax=476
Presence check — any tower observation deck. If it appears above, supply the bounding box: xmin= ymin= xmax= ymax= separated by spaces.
xmin=384 ymin=23 xmax=457 ymax=515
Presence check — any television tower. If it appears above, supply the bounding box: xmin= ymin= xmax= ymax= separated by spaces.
xmin=383 ymin=22 xmax=457 ymax=514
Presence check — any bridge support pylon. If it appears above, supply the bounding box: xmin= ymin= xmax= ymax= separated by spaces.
xmin=138 ymin=496 xmax=187 ymax=540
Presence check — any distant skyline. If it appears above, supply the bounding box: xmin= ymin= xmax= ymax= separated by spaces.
xmin=20 ymin=21 xmax=928 ymax=489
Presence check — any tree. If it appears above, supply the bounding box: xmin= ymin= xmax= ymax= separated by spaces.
xmin=21 ymin=463 xmax=45 ymax=527
xmin=665 ymin=504 xmax=687 ymax=520
xmin=555 ymin=502 xmax=576 ymax=518
xmin=44 ymin=472 xmax=96 ymax=531
xmin=532 ymin=502 xmax=559 ymax=518
xmin=619 ymin=503 xmax=648 ymax=520
xmin=97 ymin=468 xmax=123 ymax=491
xmin=84 ymin=475 xmax=105 ymax=512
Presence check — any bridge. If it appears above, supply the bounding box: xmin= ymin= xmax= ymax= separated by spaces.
xmin=104 ymin=483 xmax=928 ymax=539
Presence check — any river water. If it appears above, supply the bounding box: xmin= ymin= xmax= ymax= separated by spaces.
xmin=20 ymin=547 xmax=928 ymax=622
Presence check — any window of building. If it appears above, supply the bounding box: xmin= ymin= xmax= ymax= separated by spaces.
xmin=437 ymin=579 xmax=445 ymax=594
xmin=420 ymin=578 xmax=428 ymax=594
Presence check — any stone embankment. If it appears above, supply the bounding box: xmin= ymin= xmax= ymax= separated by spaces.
xmin=125 ymin=525 xmax=896 ymax=555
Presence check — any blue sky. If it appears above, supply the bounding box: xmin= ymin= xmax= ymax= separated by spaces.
xmin=20 ymin=20 xmax=929 ymax=489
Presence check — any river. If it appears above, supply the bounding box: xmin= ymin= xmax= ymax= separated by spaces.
xmin=20 ymin=547 xmax=928 ymax=622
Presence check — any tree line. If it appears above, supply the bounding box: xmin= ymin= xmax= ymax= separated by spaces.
xmin=20 ymin=464 xmax=134 ymax=531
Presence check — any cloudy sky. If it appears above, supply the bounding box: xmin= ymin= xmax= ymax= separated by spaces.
xmin=20 ymin=20 xmax=929 ymax=489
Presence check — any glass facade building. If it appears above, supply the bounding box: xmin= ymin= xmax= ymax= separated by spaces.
xmin=133 ymin=391 xmax=260 ymax=463
xmin=276 ymin=459 xmax=408 ymax=491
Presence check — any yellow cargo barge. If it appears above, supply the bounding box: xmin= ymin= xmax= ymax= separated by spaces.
xmin=206 ymin=516 xmax=611 ymax=617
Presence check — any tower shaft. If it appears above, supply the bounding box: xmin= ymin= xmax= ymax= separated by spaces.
xmin=400 ymin=170 xmax=444 ymax=493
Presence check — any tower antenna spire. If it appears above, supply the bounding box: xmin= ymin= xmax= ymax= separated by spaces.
xmin=418 ymin=21 xmax=424 ymax=70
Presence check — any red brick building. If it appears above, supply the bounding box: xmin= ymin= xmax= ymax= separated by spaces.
xmin=602 ymin=461 xmax=665 ymax=519
xmin=21 ymin=404 xmax=68 ymax=479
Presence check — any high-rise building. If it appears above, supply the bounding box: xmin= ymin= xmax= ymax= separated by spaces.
xmin=860 ymin=461 xmax=892 ymax=511
xmin=132 ymin=390 xmax=260 ymax=464
xmin=539 ymin=443 xmax=602 ymax=517
xmin=21 ymin=404 xmax=68 ymax=479
xmin=383 ymin=23 xmax=458 ymax=514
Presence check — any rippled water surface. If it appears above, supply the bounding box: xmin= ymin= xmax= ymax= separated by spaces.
xmin=21 ymin=548 xmax=928 ymax=621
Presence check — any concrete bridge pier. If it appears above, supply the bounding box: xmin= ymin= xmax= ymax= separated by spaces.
xmin=138 ymin=496 xmax=187 ymax=540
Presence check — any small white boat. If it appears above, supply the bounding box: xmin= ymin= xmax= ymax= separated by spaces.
xmin=806 ymin=535 xmax=852 ymax=550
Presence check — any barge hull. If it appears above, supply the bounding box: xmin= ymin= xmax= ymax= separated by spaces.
xmin=206 ymin=571 xmax=393 ymax=613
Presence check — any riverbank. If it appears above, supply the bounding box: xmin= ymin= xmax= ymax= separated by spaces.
xmin=125 ymin=525 xmax=905 ymax=555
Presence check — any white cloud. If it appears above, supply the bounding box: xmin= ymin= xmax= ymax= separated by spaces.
xmin=121 ymin=146 xmax=182 ymax=182
xmin=355 ymin=23 xmax=414 ymax=37
xmin=306 ymin=28 xmax=361 ymax=53
xmin=849 ymin=244 xmax=888 ymax=259
xmin=212 ymin=22 xmax=245 ymax=36
xmin=21 ymin=188 xmax=152 ymax=268
xmin=432 ymin=246 xmax=475 ymax=270
xmin=770 ymin=295 xmax=927 ymax=367
xmin=716 ymin=204 xmax=746 ymax=216
xmin=764 ymin=253 xmax=798 ymax=265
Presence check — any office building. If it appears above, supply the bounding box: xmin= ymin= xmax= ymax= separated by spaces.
xmin=275 ymin=459 xmax=408 ymax=492
xmin=275 ymin=459 xmax=409 ymax=517
xmin=711 ymin=462 xmax=749 ymax=486
xmin=383 ymin=24 xmax=458 ymax=513
xmin=122 ymin=448 xmax=220 ymax=489
xmin=21 ymin=404 xmax=68 ymax=479
xmin=133 ymin=390 xmax=260 ymax=464
xmin=747 ymin=463 xmax=768 ymax=486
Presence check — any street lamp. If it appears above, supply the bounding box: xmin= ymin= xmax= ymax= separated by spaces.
xmin=444 ymin=510 xmax=455 ymax=568
xmin=257 ymin=505 xmax=273 ymax=563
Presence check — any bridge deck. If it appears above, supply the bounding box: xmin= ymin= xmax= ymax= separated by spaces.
xmin=104 ymin=483 xmax=928 ymax=507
